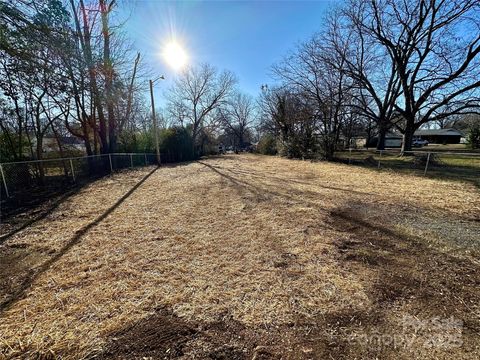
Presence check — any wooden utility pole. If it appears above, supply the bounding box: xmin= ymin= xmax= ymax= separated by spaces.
xmin=149 ymin=79 xmax=161 ymax=165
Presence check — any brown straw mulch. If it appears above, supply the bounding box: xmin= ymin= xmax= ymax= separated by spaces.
xmin=1 ymin=154 xmax=479 ymax=359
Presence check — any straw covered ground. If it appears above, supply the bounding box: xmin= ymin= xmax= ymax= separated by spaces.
xmin=0 ymin=154 xmax=479 ymax=359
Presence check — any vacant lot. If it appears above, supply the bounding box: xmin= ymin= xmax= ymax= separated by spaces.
xmin=1 ymin=154 xmax=479 ymax=359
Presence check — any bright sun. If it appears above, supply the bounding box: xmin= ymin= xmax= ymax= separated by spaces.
xmin=163 ymin=42 xmax=188 ymax=70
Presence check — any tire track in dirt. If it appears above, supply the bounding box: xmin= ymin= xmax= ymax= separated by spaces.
xmin=323 ymin=205 xmax=480 ymax=358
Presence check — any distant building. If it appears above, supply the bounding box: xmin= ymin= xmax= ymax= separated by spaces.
xmin=366 ymin=133 xmax=402 ymax=148
xmin=414 ymin=128 xmax=463 ymax=144
xmin=30 ymin=135 xmax=85 ymax=154
xmin=384 ymin=135 xmax=403 ymax=148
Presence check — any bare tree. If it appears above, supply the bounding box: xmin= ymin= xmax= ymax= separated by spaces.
xmin=354 ymin=0 xmax=480 ymax=152
xmin=1 ymin=0 xmax=159 ymax=162
xmin=272 ymin=33 xmax=353 ymax=159
xmin=327 ymin=5 xmax=402 ymax=150
xmin=99 ymin=0 xmax=117 ymax=152
xmin=75 ymin=0 xmax=109 ymax=153
xmin=0 ymin=59 xmax=26 ymax=161
xmin=66 ymin=0 xmax=143 ymax=155
xmin=166 ymin=63 xmax=236 ymax=153
xmin=259 ymin=85 xmax=318 ymax=158
xmin=218 ymin=92 xmax=256 ymax=148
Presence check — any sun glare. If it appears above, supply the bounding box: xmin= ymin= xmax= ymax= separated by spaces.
xmin=163 ymin=41 xmax=188 ymax=70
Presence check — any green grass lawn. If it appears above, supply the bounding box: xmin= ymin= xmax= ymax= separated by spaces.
xmin=416 ymin=143 xmax=480 ymax=153
xmin=335 ymin=148 xmax=480 ymax=187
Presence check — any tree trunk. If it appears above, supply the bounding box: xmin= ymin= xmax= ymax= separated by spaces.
xmin=376 ymin=127 xmax=386 ymax=150
xmin=401 ymin=122 xmax=416 ymax=154
xmin=81 ymin=120 xmax=93 ymax=156
xmin=191 ymin=124 xmax=199 ymax=159
xmin=77 ymin=0 xmax=108 ymax=154
xmin=376 ymin=116 xmax=388 ymax=150
xmin=323 ymin=136 xmax=335 ymax=161
xmin=100 ymin=0 xmax=116 ymax=153
xmin=36 ymin=135 xmax=45 ymax=185
xmin=239 ymin=131 xmax=244 ymax=149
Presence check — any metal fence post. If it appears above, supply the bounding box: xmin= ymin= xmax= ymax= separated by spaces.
xmin=378 ymin=150 xmax=383 ymax=169
xmin=348 ymin=148 xmax=352 ymax=165
xmin=144 ymin=153 xmax=147 ymax=166
xmin=424 ymin=152 xmax=431 ymax=176
xmin=0 ymin=164 xmax=9 ymax=198
xmin=70 ymin=159 xmax=75 ymax=182
xmin=109 ymin=154 xmax=113 ymax=173
xmin=130 ymin=154 xmax=133 ymax=168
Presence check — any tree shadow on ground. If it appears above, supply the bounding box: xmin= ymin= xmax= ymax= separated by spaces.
xmin=0 ymin=160 xmax=201 ymax=243
xmin=198 ymin=159 xmax=480 ymax=359
xmin=0 ymin=167 xmax=158 ymax=313
xmin=97 ymin=158 xmax=480 ymax=359
xmin=0 ymin=187 xmax=82 ymax=245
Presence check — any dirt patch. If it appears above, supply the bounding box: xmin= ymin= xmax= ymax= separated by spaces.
xmin=0 ymin=183 xmax=85 ymax=241
xmin=100 ymin=308 xmax=284 ymax=360
xmin=364 ymin=155 xmax=378 ymax=166
xmin=273 ymin=252 xmax=297 ymax=268
xmin=330 ymin=206 xmax=480 ymax=308
xmin=100 ymin=307 xmax=196 ymax=359
xmin=328 ymin=206 xmax=480 ymax=358
xmin=102 ymin=306 xmax=397 ymax=360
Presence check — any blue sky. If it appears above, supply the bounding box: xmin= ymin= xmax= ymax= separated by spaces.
xmin=123 ymin=0 xmax=335 ymax=103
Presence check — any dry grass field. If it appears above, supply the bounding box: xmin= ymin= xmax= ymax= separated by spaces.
xmin=1 ymin=154 xmax=479 ymax=359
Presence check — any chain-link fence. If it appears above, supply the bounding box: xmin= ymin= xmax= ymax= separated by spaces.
xmin=0 ymin=153 xmax=158 ymax=205
xmin=334 ymin=149 xmax=480 ymax=184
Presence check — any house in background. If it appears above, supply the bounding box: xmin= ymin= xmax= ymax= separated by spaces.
xmin=29 ymin=135 xmax=86 ymax=155
xmin=414 ymin=128 xmax=463 ymax=144
xmin=384 ymin=134 xmax=403 ymax=148
xmin=366 ymin=133 xmax=403 ymax=148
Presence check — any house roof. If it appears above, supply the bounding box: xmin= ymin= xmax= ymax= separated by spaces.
xmin=61 ymin=136 xmax=83 ymax=145
xmin=414 ymin=128 xmax=463 ymax=136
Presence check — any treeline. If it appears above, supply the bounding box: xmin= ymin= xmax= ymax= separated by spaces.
xmin=1 ymin=0 xmax=479 ymax=166
xmin=258 ymin=0 xmax=480 ymax=158
xmin=0 ymin=1 xmax=257 ymax=164
xmin=0 ymin=0 xmax=151 ymax=162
